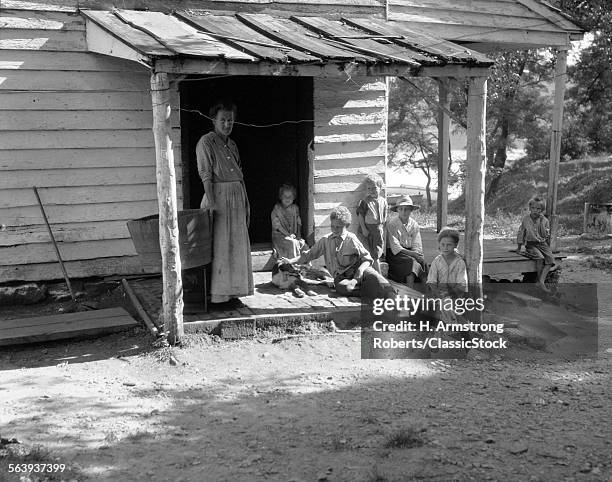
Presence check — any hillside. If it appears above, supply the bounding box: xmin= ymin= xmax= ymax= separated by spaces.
xmin=450 ymin=154 xmax=612 ymax=234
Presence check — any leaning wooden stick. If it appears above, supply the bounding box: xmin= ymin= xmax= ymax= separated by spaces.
xmin=121 ymin=279 xmax=159 ymax=337
xmin=33 ymin=186 xmax=77 ymax=302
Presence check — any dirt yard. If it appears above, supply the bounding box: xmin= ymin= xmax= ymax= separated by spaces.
xmin=1 ymin=237 xmax=611 ymax=482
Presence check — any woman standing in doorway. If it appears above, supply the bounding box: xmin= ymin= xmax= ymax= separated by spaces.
xmin=196 ymin=100 xmax=253 ymax=306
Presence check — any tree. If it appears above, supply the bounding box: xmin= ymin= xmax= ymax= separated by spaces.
xmin=555 ymin=0 xmax=612 ymax=154
xmin=387 ymin=77 xmax=440 ymax=207
xmin=451 ymin=50 xmax=553 ymax=200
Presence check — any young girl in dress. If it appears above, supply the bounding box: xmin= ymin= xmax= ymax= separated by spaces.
xmin=356 ymin=174 xmax=388 ymax=274
xmin=271 ymin=183 xmax=306 ymax=259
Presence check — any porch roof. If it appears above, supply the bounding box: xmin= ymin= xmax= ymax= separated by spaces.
xmin=81 ymin=9 xmax=494 ymax=77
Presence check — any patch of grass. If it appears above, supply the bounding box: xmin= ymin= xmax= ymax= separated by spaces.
xmin=585 ymin=255 xmax=612 ymax=271
xmin=366 ymin=464 xmax=389 ymax=482
xmin=0 ymin=442 xmax=82 ymax=481
xmin=123 ymin=430 xmax=155 ymax=443
xmin=329 ymin=434 xmax=350 ymax=451
xmin=383 ymin=426 xmax=426 ymax=449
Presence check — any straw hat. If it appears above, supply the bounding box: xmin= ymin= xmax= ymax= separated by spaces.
xmin=390 ymin=195 xmax=420 ymax=212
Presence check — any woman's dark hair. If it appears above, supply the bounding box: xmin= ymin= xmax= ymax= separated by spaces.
xmin=209 ymin=100 xmax=237 ymax=119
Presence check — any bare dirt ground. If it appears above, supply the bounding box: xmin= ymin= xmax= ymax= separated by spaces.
xmin=1 ymin=236 xmax=611 ymax=482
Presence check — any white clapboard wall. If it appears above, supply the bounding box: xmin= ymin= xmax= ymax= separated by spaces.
xmin=312 ymin=77 xmax=388 ymax=239
xmin=0 ymin=4 xmax=182 ymax=282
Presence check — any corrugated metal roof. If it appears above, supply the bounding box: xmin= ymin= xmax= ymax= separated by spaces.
xmin=81 ymin=9 xmax=494 ymax=68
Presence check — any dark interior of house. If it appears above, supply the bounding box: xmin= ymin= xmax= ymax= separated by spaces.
xmin=180 ymin=75 xmax=314 ymax=244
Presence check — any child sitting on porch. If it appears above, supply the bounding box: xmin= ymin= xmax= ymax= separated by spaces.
xmin=356 ymin=174 xmax=388 ymax=274
xmin=271 ymin=183 xmax=307 ymax=259
xmin=281 ymin=206 xmax=395 ymax=301
xmin=427 ymin=228 xmax=468 ymax=323
xmin=516 ymin=196 xmax=557 ymax=292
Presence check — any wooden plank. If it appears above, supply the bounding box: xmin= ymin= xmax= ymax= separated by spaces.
xmin=0 ymin=148 xmax=158 ymax=170
xmin=314 ymin=163 xmax=384 ymax=178
xmin=0 ymin=50 xmax=149 ymax=72
xmin=0 ymin=110 xmax=159 ymax=131
xmin=385 ymin=21 xmax=570 ymax=46
xmin=313 ymin=140 xmax=386 ymax=159
xmin=293 ymin=16 xmax=427 ymax=64
xmin=388 ymin=9 xmax=563 ymax=32
xmin=0 ymin=91 xmax=156 ymax=110
xmin=152 ymin=56 xmax=417 ymax=77
xmin=0 ymin=220 xmax=132 ymax=246
xmin=0 ymin=166 xmax=158 ymax=189
xmin=464 ymin=75 xmax=487 ymax=295
xmin=388 ymin=0 xmax=536 ymax=18
xmin=0 ymin=306 xmax=132 ymax=330
xmin=236 ymin=13 xmax=375 ymax=61
xmin=81 ymin=10 xmax=173 ymax=57
xmin=0 ymin=10 xmax=84 ymax=30
xmin=546 ymin=48 xmax=568 ymax=252
xmin=1 ymin=184 xmax=159 ymax=208
xmin=0 ymin=70 xmax=150 ymax=91
xmin=437 ymin=78 xmax=449 ymax=232
xmin=176 ymin=11 xmax=318 ymax=62
xmin=0 ymin=28 xmax=86 ymax=51
xmin=1 ymin=1 xmax=78 ymax=12
xmin=343 ymin=17 xmax=490 ymax=62
xmin=315 ymin=109 xmax=386 ymax=126
xmin=114 ymin=9 xmax=254 ymax=61
xmin=0 ymin=307 xmax=137 ymax=346
xmin=0 ymin=130 xmax=163 ymax=150
xmin=515 ymin=0 xmax=582 ymax=31
xmin=150 ymin=71 xmax=184 ymax=344
xmin=1 ymin=238 xmax=137 ymax=265
xmin=314 ymin=123 xmax=386 ymax=143
xmin=0 ymin=255 xmax=146 ymax=282
xmin=1 ymin=200 xmax=159 ymax=225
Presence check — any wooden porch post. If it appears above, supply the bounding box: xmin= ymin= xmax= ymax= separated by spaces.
xmin=546 ymin=47 xmax=568 ymax=251
xmin=436 ymin=78 xmax=450 ymax=232
xmin=465 ymin=76 xmax=487 ymax=304
xmin=150 ymin=71 xmax=183 ymax=344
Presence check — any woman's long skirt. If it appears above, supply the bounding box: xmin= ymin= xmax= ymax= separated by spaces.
xmin=202 ymin=181 xmax=254 ymax=303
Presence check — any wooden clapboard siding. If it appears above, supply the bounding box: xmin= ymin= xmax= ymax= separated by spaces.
xmin=0 ymin=7 xmax=185 ymax=281
xmin=0 ymin=50 xmax=148 ymax=71
xmin=1 ymin=200 xmax=160 ymax=226
xmin=0 ymin=110 xmax=163 ymax=131
xmin=0 ymin=29 xmax=87 ymax=51
xmin=0 ymin=148 xmax=160 ymax=170
xmin=0 ymin=70 xmax=150 ymax=90
xmin=1 ymin=9 xmax=85 ymax=30
xmin=0 ymin=91 xmax=154 ymax=110
xmin=312 ymin=76 xmax=387 ymax=236
xmin=5 ymin=238 xmax=138 ymax=265
xmin=0 ymin=256 xmax=147 ymax=283
xmin=1 ymin=184 xmax=160 ymax=208
xmin=1 ymin=220 xmax=133 ymax=245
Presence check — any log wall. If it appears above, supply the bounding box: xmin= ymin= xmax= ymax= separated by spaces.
xmin=312 ymin=77 xmax=388 ymax=239
xmin=0 ymin=6 xmax=182 ymax=282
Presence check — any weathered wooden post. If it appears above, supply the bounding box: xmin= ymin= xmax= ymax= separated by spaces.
xmin=150 ymin=71 xmax=183 ymax=344
xmin=464 ymin=76 xmax=487 ymax=309
xmin=436 ymin=78 xmax=450 ymax=232
xmin=546 ymin=47 xmax=568 ymax=252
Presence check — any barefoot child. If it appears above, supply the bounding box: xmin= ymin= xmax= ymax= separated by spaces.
xmin=427 ymin=228 xmax=468 ymax=323
xmin=356 ymin=174 xmax=388 ymax=273
xmin=271 ymin=183 xmax=306 ymax=259
xmin=516 ymin=197 xmax=557 ymax=292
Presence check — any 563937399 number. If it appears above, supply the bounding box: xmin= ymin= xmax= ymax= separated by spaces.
xmin=8 ymin=463 xmax=66 ymax=473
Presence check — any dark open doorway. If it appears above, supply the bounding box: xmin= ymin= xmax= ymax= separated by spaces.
xmin=180 ymin=76 xmax=314 ymax=245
